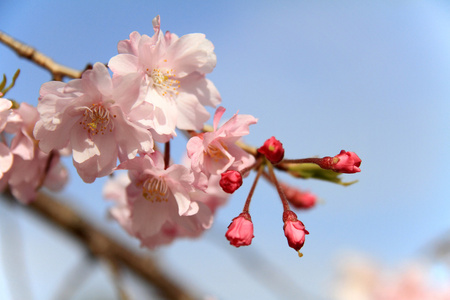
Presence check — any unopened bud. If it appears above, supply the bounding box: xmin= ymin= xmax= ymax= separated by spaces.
xmin=320 ymin=150 xmax=361 ymax=173
xmin=280 ymin=183 xmax=317 ymax=209
xmin=258 ymin=136 xmax=284 ymax=164
xmin=283 ymin=210 xmax=309 ymax=253
xmin=225 ymin=212 xmax=254 ymax=247
xmin=220 ymin=170 xmax=243 ymax=194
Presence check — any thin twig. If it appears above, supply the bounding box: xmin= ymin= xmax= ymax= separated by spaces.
xmin=0 ymin=31 xmax=82 ymax=80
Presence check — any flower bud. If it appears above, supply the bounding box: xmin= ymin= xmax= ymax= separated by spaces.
xmin=283 ymin=210 xmax=309 ymax=253
xmin=257 ymin=136 xmax=284 ymax=164
xmin=320 ymin=150 xmax=361 ymax=173
xmin=225 ymin=212 xmax=254 ymax=247
xmin=220 ymin=170 xmax=243 ymax=194
xmin=333 ymin=150 xmax=361 ymax=173
xmin=280 ymin=183 xmax=317 ymax=209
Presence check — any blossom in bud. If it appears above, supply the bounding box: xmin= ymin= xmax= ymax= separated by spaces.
xmin=257 ymin=136 xmax=284 ymax=164
xmin=280 ymin=183 xmax=317 ymax=209
xmin=225 ymin=212 xmax=254 ymax=247
xmin=219 ymin=170 xmax=242 ymax=194
xmin=333 ymin=150 xmax=361 ymax=173
xmin=283 ymin=210 xmax=309 ymax=253
xmin=320 ymin=150 xmax=361 ymax=173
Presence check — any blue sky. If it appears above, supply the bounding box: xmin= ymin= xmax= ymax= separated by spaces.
xmin=2 ymin=1 xmax=450 ymax=299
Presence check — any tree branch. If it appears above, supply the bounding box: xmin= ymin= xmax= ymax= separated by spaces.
xmin=10 ymin=192 xmax=196 ymax=300
xmin=0 ymin=31 xmax=83 ymax=80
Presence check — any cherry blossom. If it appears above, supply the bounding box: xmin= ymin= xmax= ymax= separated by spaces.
xmin=108 ymin=15 xmax=221 ymax=139
xmin=333 ymin=150 xmax=362 ymax=173
xmin=225 ymin=212 xmax=254 ymax=247
xmin=34 ymin=62 xmax=154 ymax=183
xmin=219 ymin=170 xmax=242 ymax=194
xmin=280 ymin=183 xmax=317 ymax=209
xmin=283 ymin=210 xmax=309 ymax=253
xmin=319 ymin=150 xmax=361 ymax=173
xmin=109 ymin=152 xmax=213 ymax=248
xmin=0 ymin=97 xmax=12 ymax=131
xmin=258 ymin=136 xmax=284 ymax=164
xmin=187 ymin=106 xmax=257 ymax=178
xmin=0 ymin=103 xmax=67 ymax=203
xmin=0 ymin=98 xmax=13 ymax=178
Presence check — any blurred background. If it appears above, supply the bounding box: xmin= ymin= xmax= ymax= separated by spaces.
xmin=1 ymin=0 xmax=450 ymax=299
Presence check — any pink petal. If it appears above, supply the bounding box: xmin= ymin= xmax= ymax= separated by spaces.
xmin=109 ymin=54 xmax=140 ymax=76
xmin=175 ymin=93 xmax=210 ymax=130
xmin=166 ymin=33 xmax=216 ymax=77
xmin=179 ymin=73 xmax=221 ymax=108
xmin=213 ymin=106 xmax=226 ymax=131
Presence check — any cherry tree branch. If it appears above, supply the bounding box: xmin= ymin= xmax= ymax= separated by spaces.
xmin=13 ymin=192 xmax=196 ymax=300
xmin=0 ymin=31 xmax=83 ymax=80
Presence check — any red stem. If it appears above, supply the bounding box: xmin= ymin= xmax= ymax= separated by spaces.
xmin=267 ymin=162 xmax=290 ymax=212
xmin=242 ymin=163 xmax=264 ymax=213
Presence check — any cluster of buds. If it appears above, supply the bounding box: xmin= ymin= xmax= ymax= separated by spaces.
xmin=224 ymin=136 xmax=361 ymax=256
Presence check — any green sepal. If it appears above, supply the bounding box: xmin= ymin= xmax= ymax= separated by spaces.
xmin=286 ymin=163 xmax=358 ymax=186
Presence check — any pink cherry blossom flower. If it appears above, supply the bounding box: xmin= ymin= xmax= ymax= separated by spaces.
xmin=34 ymin=62 xmax=154 ymax=183
xmin=257 ymin=136 xmax=284 ymax=164
xmin=112 ymin=152 xmax=212 ymax=248
xmin=105 ymin=172 xmax=211 ymax=249
xmin=283 ymin=210 xmax=309 ymax=253
xmin=0 ymin=98 xmax=13 ymax=132
xmin=187 ymin=106 xmax=257 ymax=178
xmin=225 ymin=212 xmax=254 ymax=247
xmin=1 ymin=103 xmax=67 ymax=203
xmin=108 ymin=15 xmax=221 ymax=138
xmin=0 ymin=98 xmax=13 ymax=178
xmin=219 ymin=170 xmax=242 ymax=194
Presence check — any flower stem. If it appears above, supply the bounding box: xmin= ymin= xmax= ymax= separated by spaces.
xmin=164 ymin=141 xmax=170 ymax=170
xmin=267 ymin=161 xmax=290 ymax=212
xmin=242 ymin=163 xmax=264 ymax=213
xmin=282 ymin=158 xmax=323 ymax=165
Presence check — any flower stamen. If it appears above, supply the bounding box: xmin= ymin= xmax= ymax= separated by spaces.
xmin=206 ymin=142 xmax=228 ymax=161
xmin=80 ymin=103 xmax=114 ymax=135
xmin=142 ymin=176 xmax=169 ymax=203
xmin=146 ymin=67 xmax=180 ymax=98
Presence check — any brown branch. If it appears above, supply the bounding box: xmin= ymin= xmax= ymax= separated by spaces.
xmin=13 ymin=192 xmax=196 ymax=300
xmin=0 ymin=31 xmax=82 ymax=80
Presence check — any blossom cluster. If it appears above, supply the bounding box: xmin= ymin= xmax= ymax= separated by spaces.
xmin=0 ymin=97 xmax=67 ymax=203
xmin=1 ymin=15 xmax=361 ymax=254
xmin=31 ymin=16 xmax=260 ymax=249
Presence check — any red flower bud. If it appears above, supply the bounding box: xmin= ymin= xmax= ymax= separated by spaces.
xmin=225 ymin=212 xmax=254 ymax=247
xmin=320 ymin=150 xmax=361 ymax=173
xmin=333 ymin=150 xmax=361 ymax=173
xmin=257 ymin=136 xmax=284 ymax=164
xmin=280 ymin=183 xmax=317 ymax=209
xmin=220 ymin=170 xmax=243 ymax=194
xmin=283 ymin=210 xmax=309 ymax=253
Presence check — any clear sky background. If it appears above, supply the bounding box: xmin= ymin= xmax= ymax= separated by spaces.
xmin=1 ymin=1 xmax=450 ymax=299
